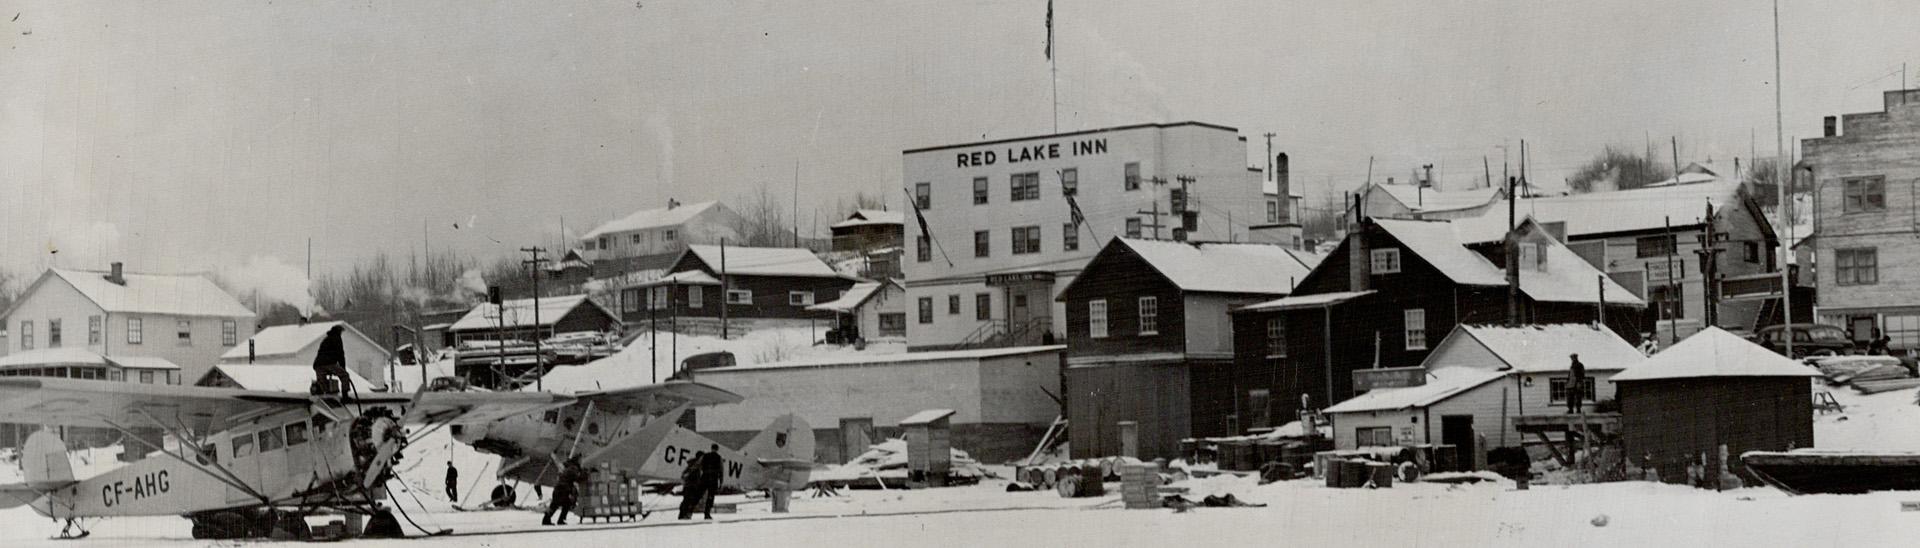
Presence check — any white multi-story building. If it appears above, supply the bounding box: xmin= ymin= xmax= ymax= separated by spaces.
xmin=0 ymin=263 xmax=257 ymax=385
xmin=901 ymin=122 xmax=1267 ymax=350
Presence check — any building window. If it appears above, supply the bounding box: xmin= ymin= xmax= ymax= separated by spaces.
xmin=598 ymin=237 xmax=609 ymax=250
xmin=1138 ymin=296 xmax=1158 ymax=335
xmin=915 ymin=182 xmax=931 ymax=210
xmin=631 ymin=234 xmax=643 ymax=245
xmin=1089 ymin=299 xmax=1109 ymax=338
xmin=1011 ymin=226 xmax=1041 ymax=254
xmin=948 ymin=295 xmax=960 ymax=315
xmin=177 ymin=319 xmax=192 ymax=346
xmin=1744 ymin=241 xmax=1760 ymax=263
xmin=1062 ymin=223 xmax=1079 ymax=251
xmin=918 ymin=297 xmax=933 ymax=324
xmin=1247 ymin=389 xmax=1273 ymax=430
xmin=89 ymin=316 xmax=101 ymax=345
xmin=917 ymin=235 xmax=932 ymax=263
xmin=726 ymin=290 xmax=753 ymax=305
xmin=879 ymin=313 xmax=907 ymax=336
xmin=1355 ymin=427 xmax=1393 ymax=447
xmin=1061 ymin=168 xmax=1078 ymax=196
xmin=1844 ymin=176 xmax=1886 ymax=213
xmin=973 ymin=177 xmax=988 ymax=205
xmin=652 ymin=287 xmax=672 ymax=309
xmin=1266 ymin=317 xmax=1286 ymax=358
xmin=128 ymin=317 xmax=143 ymax=344
xmin=1404 ymin=309 xmax=1427 ymax=350
xmin=976 ymin=293 xmax=992 ymax=320
xmin=1371 ymin=248 xmax=1401 ymax=274
xmin=47 ymin=319 xmax=60 ymax=348
xmin=1125 ymin=162 xmax=1141 ymax=190
xmin=222 ymin=320 xmax=238 ymax=347
xmin=622 ymin=289 xmax=640 ymax=313
xmin=1549 ymin=377 xmax=1598 ymax=404
xmin=665 ymin=229 xmax=677 ymax=242
xmin=974 ymin=230 xmax=991 ymax=258
xmin=1884 ymin=314 xmax=1920 ymax=350
xmin=1837 ymin=248 xmax=1878 ymax=286
xmin=688 ymin=286 xmax=704 ymax=308
xmin=1125 ymin=218 xmax=1142 ymax=238
xmin=1650 ymin=284 xmax=1685 ymax=319
xmin=139 ymin=370 xmax=154 ymax=384
xmin=1267 ymin=200 xmax=1279 ymax=223
xmin=788 ymin=291 xmax=815 ymax=306
xmin=18 ymin=321 xmax=31 ymax=350
xmin=1011 ymin=173 xmax=1040 ymax=201
xmin=1636 ymin=235 xmax=1676 ymax=258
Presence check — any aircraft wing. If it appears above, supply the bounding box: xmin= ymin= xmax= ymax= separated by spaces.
xmin=404 ymin=391 xmax=576 ymax=425
xmin=0 ymin=378 xmax=312 ymax=432
xmin=571 ymin=381 xmax=744 ymax=416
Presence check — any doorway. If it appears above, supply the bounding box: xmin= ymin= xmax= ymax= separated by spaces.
xmin=1440 ymin=415 xmax=1475 ymax=472
xmin=839 ymin=417 xmax=873 ymax=463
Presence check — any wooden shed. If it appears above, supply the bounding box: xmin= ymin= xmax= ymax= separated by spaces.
xmin=1613 ymin=327 xmax=1819 ymax=486
xmin=900 ymin=408 xmax=955 ymax=488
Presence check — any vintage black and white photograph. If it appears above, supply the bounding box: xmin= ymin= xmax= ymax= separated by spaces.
xmin=3 ymin=1 xmax=1919 ymax=546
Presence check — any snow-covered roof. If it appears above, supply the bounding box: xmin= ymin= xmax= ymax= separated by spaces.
xmin=37 ymin=268 xmax=255 ymax=318
xmin=1451 ymin=324 xmax=1646 ymax=372
xmin=1372 ymin=219 xmax=1510 ymax=286
xmin=685 ymin=245 xmax=839 ymax=278
xmin=1612 ymin=327 xmax=1821 ymax=382
xmin=808 ymin=281 xmax=891 ymax=313
xmin=1117 ymin=238 xmax=1313 ymax=294
xmin=201 ymin=364 xmax=375 ymax=392
xmin=1450 ymin=179 xmax=1743 ymax=244
xmin=582 ymin=201 xmax=723 ymax=239
xmin=1644 ymin=162 xmax=1723 ymax=187
xmin=830 ymin=209 xmax=905 ymax=229
xmin=1375 ymin=218 xmax=1642 ymax=305
xmin=1323 ymin=367 xmax=1507 ymax=414
xmin=632 ymin=270 xmax=723 ymax=287
xmin=449 ymin=294 xmax=610 ymax=332
xmin=900 ymin=408 xmax=956 ymax=425
xmin=704 ymin=345 xmax=1065 ymax=372
xmin=0 ymin=348 xmax=179 ymax=370
xmin=219 ymin=321 xmax=362 ymax=360
xmin=1239 ymin=290 xmax=1375 ymax=312
xmin=1367 ymin=183 xmax=1502 ymax=213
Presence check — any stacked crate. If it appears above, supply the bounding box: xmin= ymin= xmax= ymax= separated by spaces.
xmin=1121 ymin=464 xmax=1162 ymax=509
xmin=577 ymin=478 xmax=643 ymax=523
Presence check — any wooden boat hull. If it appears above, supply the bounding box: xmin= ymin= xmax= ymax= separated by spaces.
xmin=1742 ymin=451 xmax=1920 ymax=494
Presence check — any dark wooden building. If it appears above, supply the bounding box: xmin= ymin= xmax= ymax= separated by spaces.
xmin=1613 ymin=327 xmax=1818 ymax=485
xmin=622 ymin=245 xmax=856 ymax=323
xmin=446 ymin=294 xmax=622 ymax=344
xmin=1232 ymin=217 xmax=1647 ymax=424
xmin=1056 ymin=238 xmax=1316 ymax=459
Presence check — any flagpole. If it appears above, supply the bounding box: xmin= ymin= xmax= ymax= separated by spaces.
xmin=1048 ymin=0 xmax=1057 ymax=133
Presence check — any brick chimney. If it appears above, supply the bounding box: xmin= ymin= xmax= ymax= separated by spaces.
xmin=1275 ymin=153 xmax=1291 ymax=225
xmin=1824 ymin=116 xmax=1838 ymax=138
xmin=667 ymin=198 xmax=681 ymax=210
xmin=105 ymin=262 xmax=126 ymax=286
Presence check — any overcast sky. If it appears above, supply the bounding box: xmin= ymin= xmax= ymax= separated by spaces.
xmin=3 ymin=0 xmax=1917 ymax=281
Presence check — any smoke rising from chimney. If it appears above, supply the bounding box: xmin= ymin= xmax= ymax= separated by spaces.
xmin=221 ymin=255 xmax=321 ymax=317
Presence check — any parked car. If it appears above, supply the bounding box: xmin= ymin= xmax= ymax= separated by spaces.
xmin=1751 ymin=323 xmax=1856 ymax=358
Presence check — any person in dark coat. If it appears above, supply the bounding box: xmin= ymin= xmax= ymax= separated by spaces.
xmin=698 ymin=445 xmax=724 ymax=520
xmin=676 ymin=451 xmax=706 ymax=520
xmin=543 ymin=457 xmax=586 ymax=526
xmin=444 ymin=462 xmax=459 ymax=502
xmin=312 ymin=325 xmax=354 ymax=397
xmin=1870 ymin=329 xmax=1892 ymax=355
xmin=1567 ymin=353 xmax=1587 ymax=414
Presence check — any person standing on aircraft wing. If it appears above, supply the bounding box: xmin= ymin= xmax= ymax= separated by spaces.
xmin=677 ymin=451 xmax=706 ymax=520
xmin=312 ymin=325 xmax=354 ymax=398
xmin=698 ymin=444 xmax=724 ymax=520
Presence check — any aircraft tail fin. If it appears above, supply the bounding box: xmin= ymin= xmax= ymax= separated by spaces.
xmin=21 ymin=429 xmax=75 ymax=489
xmin=740 ymin=415 xmax=815 ymax=488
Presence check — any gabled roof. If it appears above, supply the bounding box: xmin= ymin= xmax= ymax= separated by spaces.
xmin=830 ymin=209 xmax=905 ymax=229
xmin=807 ymin=280 xmax=900 ymax=313
xmin=1323 ymin=367 xmax=1507 ymax=414
xmin=449 ymin=294 xmax=614 ymax=332
xmin=12 ymin=268 xmax=256 ymax=319
xmin=1238 ymin=290 xmax=1375 ymax=313
xmin=1111 ymin=238 xmax=1314 ymax=295
xmin=1372 ymin=219 xmax=1510 ymax=286
xmin=1374 ymin=218 xmax=1642 ymax=305
xmin=1365 ymin=182 xmax=1503 ymax=213
xmin=582 ymin=201 xmax=724 ymax=239
xmin=220 ymin=321 xmax=380 ymax=361
xmin=684 ymin=245 xmax=840 ymax=278
xmin=1450 ymin=179 xmax=1743 ymax=244
xmin=1613 ymin=327 xmax=1821 ymax=382
xmin=200 ymin=364 xmax=374 ymax=392
xmin=1449 ymin=324 xmax=1645 ymax=372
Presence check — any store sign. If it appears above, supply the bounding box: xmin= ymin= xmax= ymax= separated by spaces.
xmin=986 ymin=272 xmax=1056 ymax=286
xmin=1644 ymin=260 xmax=1686 ymax=284
xmin=955 ymin=138 xmax=1109 ymax=167
xmin=1353 ymin=366 xmax=1427 ymax=391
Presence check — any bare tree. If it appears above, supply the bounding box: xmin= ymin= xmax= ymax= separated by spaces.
xmin=0 ymin=267 xmax=20 ymax=316
xmin=1566 ymin=146 xmax=1672 ymax=194
xmin=730 ymin=182 xmax=792 ymax=247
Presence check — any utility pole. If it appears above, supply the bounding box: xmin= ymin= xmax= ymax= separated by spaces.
xmin=1420 ymin=164 xmax=1434 ymax=206
xmin=1664 ymin=216 xmax=1677 ymax=345
xmin=1175 ymin=175 xmax=1196 ymax=241
xmin=720 ymin=238 xmax=730 ymax=340
xmin=1506 ymin=176 xmax=1519 ymax=326
xmin=1264 ymin=133 xmax=1277 ymax=185
xmin=1773 ymin=0 xmax=1794 ymax=357
xmin=1137 ymin=176 xmax=1170 ymax=240
xmin=1696 ymin=202 xmax=1725 ymax=328
xmin=1483 ymin=156 xmax=1492 ymax=189
xmin=520 ymin=247 xmax=549 ymax=391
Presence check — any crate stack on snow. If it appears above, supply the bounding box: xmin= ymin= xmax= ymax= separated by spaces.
xmin=577 ymin=477 xmax=645 ymax=523
xmin=1119 ymin=464 xmax=1165 ymax=509
xmin=1810 ymin=356 xmax=1920 ymax=394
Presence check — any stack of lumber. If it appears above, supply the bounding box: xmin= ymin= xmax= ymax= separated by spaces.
xmin=1809 ymin=356 xmax=1920 ymax=394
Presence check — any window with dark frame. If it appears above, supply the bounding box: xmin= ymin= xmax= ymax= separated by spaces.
xmin=1844 ymin=176 xmax=1886 ymax=213
xmin=1063 ymin=223 xmax=1079 ymax=251
xmin=222 ymin=320 xmax=238 ymax=346
xmin=976 ymin=293 xmax=991 ymax=320
xmin=917 ymin=297 xmax=933 ymax=324
xmin=19 ymin=321 xmax=31 ymax=350
xmin=1371 ymin=248 xmax=1401 ymax=274
xmin=1011 ymin=173 xmax=1040 ymax=201
xmin=176 ymin=319 xmax=192 ymax=346
xmin=1267 ymin=201 xmax=1279 ymax=223
xmin=128 ymin=317 xmax=142 ymax=344
xmin=88 ymin=316 xmax=101 ymax=345
xmin=917 ymin=234 xmax=932 ymax=262
xmin=1125 ymin=217 xmax=1142 ymax=238
xmin=1549 ymin=377 xmax=1598 ymax=403
xmin=1650 ymin=284 xmax=1685 ymax=319
xmin=974 ymin=230 xmax=990 ymax=257
xmin=1837 ymin=247 xmax=1879 ymax=286
xmin=1138 ymin=296 xmax=1158 ymax=335
xmin=915 ymin=182 xmax=931 ymax=210
xmin=1061 ymin=168 xmax=1078 ymax=196
xmin=1011 ymin=226 xmax=1041 ymax=254
xmin=1636 ymin=235 xmax=1677 ymax=258
xmin=1356 ymin=427 xmax=1393 ymax=447
xmin=47 ymin=319 xmax=60 ymax=348
xmin=1125 ymin=162 xmax=1141 ymax=190
xmin=1088 ymin=299 xmax=1108 ymax=338
xmin=1404 ymin=309 xmax=1427 ymax=350
xmin=1266 ymin=317 xmax=1286 ymax=357
xmin=973 ymin=177 xmax=988 ymax=205
xmin=1744 ymin=241 xmax=1760 ymax=263
xmin=879 ymin=313 xmax=907 ymax=336
xmin=948 ymin=294 xmax=960 ymax=314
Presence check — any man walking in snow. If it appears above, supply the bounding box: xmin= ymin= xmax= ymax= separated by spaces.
xmin=698 ymin=444 xmax=724 ymax=520
xmin=676 ymin=451 xmax=706 ymax=520
xmin=1567 ymin=353 xmax=1587 ymax=414
xmin=444 ymin=462 xmax=459 ymax=502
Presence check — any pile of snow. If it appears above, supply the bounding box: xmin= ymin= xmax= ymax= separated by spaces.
xmin=813 ymin=438 xmax=991 ymax=483
xmin=1814 ymin=381 xmax=1920 ymax=451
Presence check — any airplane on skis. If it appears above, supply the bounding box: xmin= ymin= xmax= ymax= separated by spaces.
xmin=451 ymin=381 xmax=817 ymax=504
xmin=0 ymin=376 xmax=738 ymax=540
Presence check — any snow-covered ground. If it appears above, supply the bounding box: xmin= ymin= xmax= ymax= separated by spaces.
xmin=7 ymin=380 xmax=1920 ymax=546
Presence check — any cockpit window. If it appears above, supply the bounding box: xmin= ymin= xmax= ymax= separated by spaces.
xmin=287 ymin=422 xmax=310 ymax=446
xmin=233 ymin=434 xmax=255 ymax=459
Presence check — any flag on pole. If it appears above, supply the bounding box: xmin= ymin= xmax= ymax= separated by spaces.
xmin=1045 ymin=0 xmax=1054 ymax=60
xmin=1065 ymin=192 xmax=1086 ymax=227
